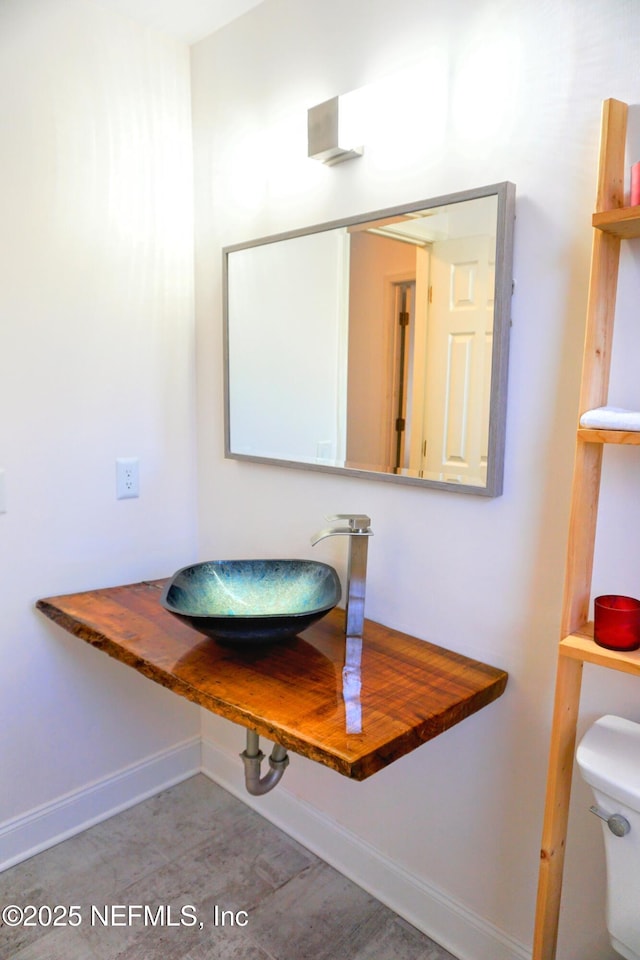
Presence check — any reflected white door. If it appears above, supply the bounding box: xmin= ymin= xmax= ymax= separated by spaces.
xmin=422 ymin=234 xmax=495 ymax=485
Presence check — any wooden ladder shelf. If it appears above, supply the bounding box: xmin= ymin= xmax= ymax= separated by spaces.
xmin=533 ymin=98 xmax=640 ymax=960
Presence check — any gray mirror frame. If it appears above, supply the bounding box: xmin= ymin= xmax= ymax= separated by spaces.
xmin=223 ymin=181 xmax=515 ymax=497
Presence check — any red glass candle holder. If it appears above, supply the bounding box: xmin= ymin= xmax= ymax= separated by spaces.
xmin=594 ymin=595 xmax=640 ymax=651
xmin=631 ymin=161 xmax=640 ymax=206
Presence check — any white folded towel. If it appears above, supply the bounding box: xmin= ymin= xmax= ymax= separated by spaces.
xmin=579 ymin=406 xmax=640 ymax=431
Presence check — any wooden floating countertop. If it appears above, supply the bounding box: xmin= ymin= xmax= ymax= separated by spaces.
xmin=36 ymin=580 xmax=508 ymax=781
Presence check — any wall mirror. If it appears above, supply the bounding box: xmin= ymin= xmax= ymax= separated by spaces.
xmin=224 ymin=181 xmax=515 ymax=496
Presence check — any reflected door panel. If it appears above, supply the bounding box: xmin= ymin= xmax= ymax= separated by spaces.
xmin=423 ymin=234 xmax=495 ymax=485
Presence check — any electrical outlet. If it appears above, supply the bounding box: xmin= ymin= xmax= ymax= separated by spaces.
xmin=316 ymin=441 xmax=332 ymax=460
xmin=116 ymin=458 xmax=139 ymax=499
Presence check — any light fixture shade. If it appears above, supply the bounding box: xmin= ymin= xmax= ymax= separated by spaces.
xmin=307 ymin=96 xmax=363 ymax=165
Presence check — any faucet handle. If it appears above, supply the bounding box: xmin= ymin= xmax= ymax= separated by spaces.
xmin=326 ymin=514 xmax=372 ymax=533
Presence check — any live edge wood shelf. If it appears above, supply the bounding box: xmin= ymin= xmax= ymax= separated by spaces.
xmin=37 ymin=579 xmax=507 ymax=781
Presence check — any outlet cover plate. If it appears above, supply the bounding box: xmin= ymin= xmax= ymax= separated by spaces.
xmin=116 ymin=458 xmax=139 ymax=499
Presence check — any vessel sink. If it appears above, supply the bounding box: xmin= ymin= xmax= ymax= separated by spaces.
xmin=160 ymin=559 xmax=342 ymax=644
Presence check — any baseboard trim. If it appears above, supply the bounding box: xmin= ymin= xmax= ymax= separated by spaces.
xmin=201 ymin=736 xmax=530 ymax=960
xmin=1 ymin=734 xmax=531 ymax=960
xmin=0 ymin=736 xmax=201 ymax=872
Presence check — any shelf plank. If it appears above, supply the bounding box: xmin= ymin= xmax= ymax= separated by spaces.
xmin=36 ymin=579 xmax=507 ymax=781
xmin=593 ymin=207 xmax=640 ymax=238
xmin=560 ymin=622 xmax=640 ymax=676
xmin=578 ymin=427 xmax=640 ymax=445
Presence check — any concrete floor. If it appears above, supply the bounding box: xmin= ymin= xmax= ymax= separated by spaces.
xmin=1 ymin=775 xmax=458 ymax=960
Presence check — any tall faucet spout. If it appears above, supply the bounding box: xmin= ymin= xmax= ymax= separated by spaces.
xmin=311 ymin=525 xmax=352 ymax=545
xmin=345 ymin=534 xmax=368 ymax=638
xmin=311 ymin=514 xmax=373 ymax=639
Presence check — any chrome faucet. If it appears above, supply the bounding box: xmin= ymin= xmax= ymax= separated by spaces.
xmin=311 ymin=514 xmax=373 ymax=638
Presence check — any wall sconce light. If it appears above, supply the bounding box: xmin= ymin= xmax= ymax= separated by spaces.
xmin=307 ymin=96 xmax=363 ymax=166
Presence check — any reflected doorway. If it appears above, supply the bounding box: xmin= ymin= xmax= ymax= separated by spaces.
xmin=390 ymin=280 xmax=416 ymax=473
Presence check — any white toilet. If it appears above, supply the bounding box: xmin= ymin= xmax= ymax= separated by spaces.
xmin=576 ymin=715 xmax=640 ymax=960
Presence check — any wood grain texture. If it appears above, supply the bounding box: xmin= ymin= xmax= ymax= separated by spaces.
xmin=561 ymin=624 xmax=640 ymax=676
xmin=594 ymin=98 xmax=627 ymax=213
xmin=533 ymin=654 xmax=583 ymax=960
xmin=36 ymin=580 xmax=507 ymax=781
xmin=559 ymin=439 xmax=603 ymax=638
xmin=533 ymin=98 xmax=630 ymax=960
xmin=578 ymin=231 xmax=620 ymax=414
xmin=593 ymin=207 xmax=640 ymax=239
xmin=577 ymin=427 xmax=640 ymax=445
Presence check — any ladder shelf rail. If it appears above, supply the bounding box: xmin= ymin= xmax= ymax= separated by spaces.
xmin=532 ymin=97 xmax=635 ymax=960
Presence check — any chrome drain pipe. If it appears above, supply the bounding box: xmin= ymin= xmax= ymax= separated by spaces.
xmin=240 ymin=730 xmax=289 ymax=796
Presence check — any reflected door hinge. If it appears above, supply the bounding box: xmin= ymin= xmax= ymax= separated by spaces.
xmin=399 ymin=311 xmax=409 ymax=327
xmin=396 ymin=417 xmax=406 ymax=432
xmin=428 ymin=285 xmax=433 ymax=304
xmin=422 ymin=440 xmax=427 ymax=457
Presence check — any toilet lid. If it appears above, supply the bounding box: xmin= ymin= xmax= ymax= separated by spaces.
xmin=577 ymin=715 xmax=640 ymax=813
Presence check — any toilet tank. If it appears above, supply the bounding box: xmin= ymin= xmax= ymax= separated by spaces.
xmin=577 ymin=715 xmax=640 ymax=960
xmin=577 ymin=715 xmax=640 ymax=812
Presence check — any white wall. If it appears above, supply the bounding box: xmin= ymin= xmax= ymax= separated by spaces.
xmin=191 ymin=2 xmax=640 ymax=959
xmin=0 ymin=0 xmax=199 ymax=850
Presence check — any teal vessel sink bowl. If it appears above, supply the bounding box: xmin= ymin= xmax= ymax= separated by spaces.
xmin=160 ymin=559 xmax=342 ymax=644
